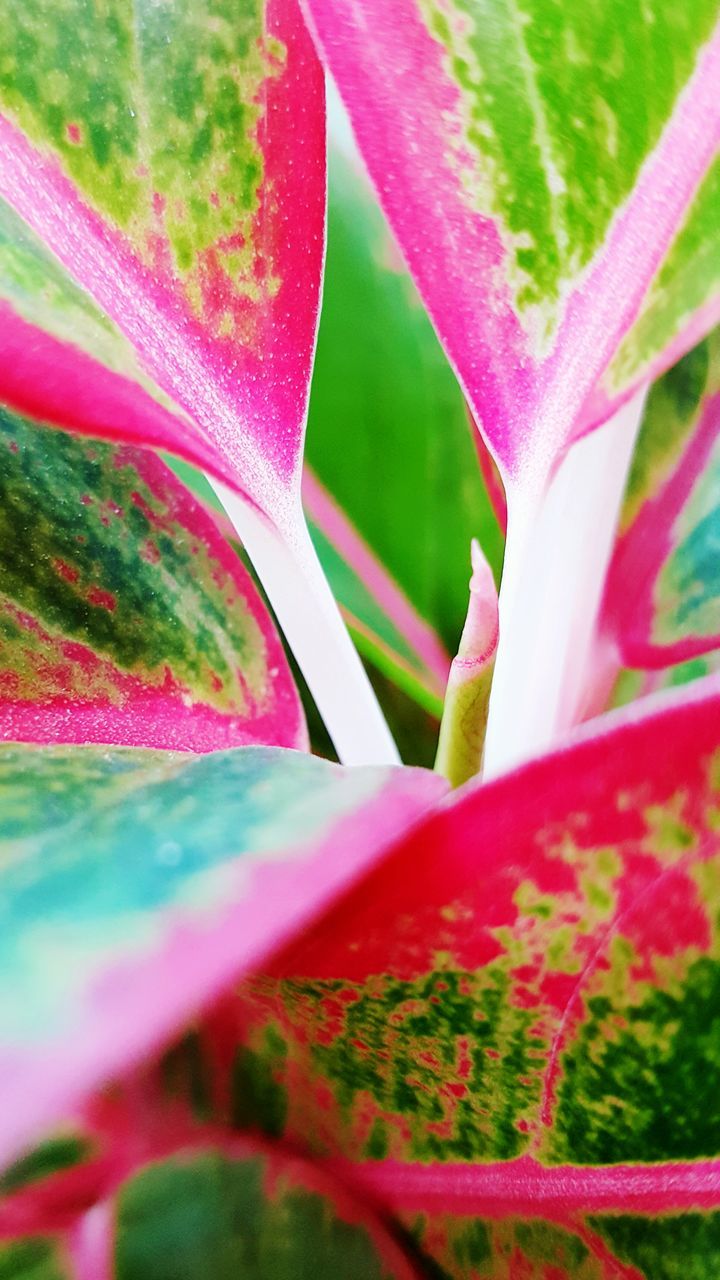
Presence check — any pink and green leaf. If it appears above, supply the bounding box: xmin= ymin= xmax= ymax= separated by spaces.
xmin=303 ymin=0 xmax=720 ymax=505
xmin=0 ymin=0 xmax=325 ymax=526
xmin=0 ymin=195 xmax=216 ymax=474
xmin=0 ymin=742 xmax=445 ymax=1168
xmin=602 ymin=328 xmax=720 ymax=668
xmin=0 ymin=410 xmax=304 ymax=752
xmin=210 ymin=675 xmax=720 ymax=1275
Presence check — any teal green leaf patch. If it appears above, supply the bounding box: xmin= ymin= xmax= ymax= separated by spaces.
xmin=0 ymin=742 xmax=443 ymax=1167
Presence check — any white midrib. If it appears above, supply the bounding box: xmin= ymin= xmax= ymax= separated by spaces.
xmin=483 ymin=387 xmax=648 ymax=778
xmin=210 ymin=481 xmax=401 ymax=767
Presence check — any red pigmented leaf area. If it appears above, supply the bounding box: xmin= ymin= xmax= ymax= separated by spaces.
xmin=203 ymin=678 xmax=720 ymax=1278
xmin=0 ymin=411 xmax=306 ymax=751
xmin=4 ymin=682 xmax=720 ymax=1274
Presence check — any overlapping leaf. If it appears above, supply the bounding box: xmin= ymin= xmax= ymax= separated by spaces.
xmin=303 ymin=0 xmax=720 ymax=510
xmin=0 ymin=409 xmax=305 ymax=751
xmin=0 ymin=743 xmax=445 ymax=1168
xmin=191 ymin=676 xmax=720 ymax=1276
xmin=0 ymin=0 xmax=324 ymax=528
xmin=0 ymin=1136 xmax=422 ymax=1278
xmin=602 ymin=328 xmax=720 ymax=669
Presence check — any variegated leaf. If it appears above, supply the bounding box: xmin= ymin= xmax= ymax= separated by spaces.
xmin=303 ymin=0 xmax=720 ymax=509
xmin=602 ymin=328 xmax=720 ymax=669
xmin=0 ymin=409 xmax=305 ymax=751
xmin=205 ymin=677 xmax=720 ymax=1277
xmin=0 ymin=1137 xmax=422 ymax=1278
xmin=0 ymin=0 xmax=324 ymax=529
xmin=0 ymin=743 xmax=445 ymax=1167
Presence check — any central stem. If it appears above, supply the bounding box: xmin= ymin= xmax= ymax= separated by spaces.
xmin=483 ymin=388 xmax=647 ymax=777
xmin=209 ymin=480 xmax=400 ymax=767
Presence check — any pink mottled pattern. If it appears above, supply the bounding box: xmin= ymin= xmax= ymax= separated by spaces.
xmin=0 ymin=765 xmax=446 ymax=1169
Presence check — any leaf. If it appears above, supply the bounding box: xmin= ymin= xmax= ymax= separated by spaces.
xmin=602 ymin=328 xmax=720 ymax=668
xmin=214 ymin=676 xmax=720 ymax=1276
xmin=0 ymin=409 xmax=305 ymax=752
xmin=303 ymin=0 xmax=720 ymax=508
xmin=0 ymin=194 xmax=217 ymax=475
xmin=0 ymin=743 xmax=445 ymax=1168
xmin=0 ymin=1137 xmax=423 ymax=1278
xmin=0 ymin=0 xmax=324 ymax=527
xmin=305 ymin=140 xmax=503 ymax=655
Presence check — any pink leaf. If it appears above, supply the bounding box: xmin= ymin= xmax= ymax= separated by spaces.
xmin=216 ymin=674 xmax=720 ymax=1274
xmin=0 ymin=0 xmax=325 ymax=531
xmin=303 ymin=0 xmax=720 ymax=506
xmin=0 ymin=743 xmax=445 ymax=1169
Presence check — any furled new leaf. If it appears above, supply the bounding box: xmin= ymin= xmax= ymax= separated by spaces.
xmin=0 ymin=743 xmax=445 ymax=1167
xmin=0 ymin=410 xmax=305 ymax=751
xmin=303 ymin=0 xmax=720 ymax=507
xmin=218 ymin=677 xmax=720 ymax=1276
xmin=602 ymin=327 xmax=720 ymax=669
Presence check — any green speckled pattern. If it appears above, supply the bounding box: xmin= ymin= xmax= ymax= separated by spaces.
xmin=0 ymin=0 xmax=283 ymax=330
xmin=223 ymin=696 xmax=720 ymax=1173
xmin=406 ymin=1213 xmax=604 ymax=1279
xmin=419 ymin=0 xmax=719 ymax=340
xmin=0 ymin=409 xmax=270 ymax=715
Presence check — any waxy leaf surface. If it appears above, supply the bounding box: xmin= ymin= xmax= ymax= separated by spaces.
xmin=304 ymin=0 xmax=720 ymax=501
xmin=0 ymin=0 xmax=324 ymax=528
xmin=0 ymin=410 xmax=304 ymax=752
xmin=0 ymin=743 xmax=445 ymax=1167
xmin=216 ymin=677 xmax=720 ymax=1276
xmin=603 ymin=328 xmax=720 ymax=669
